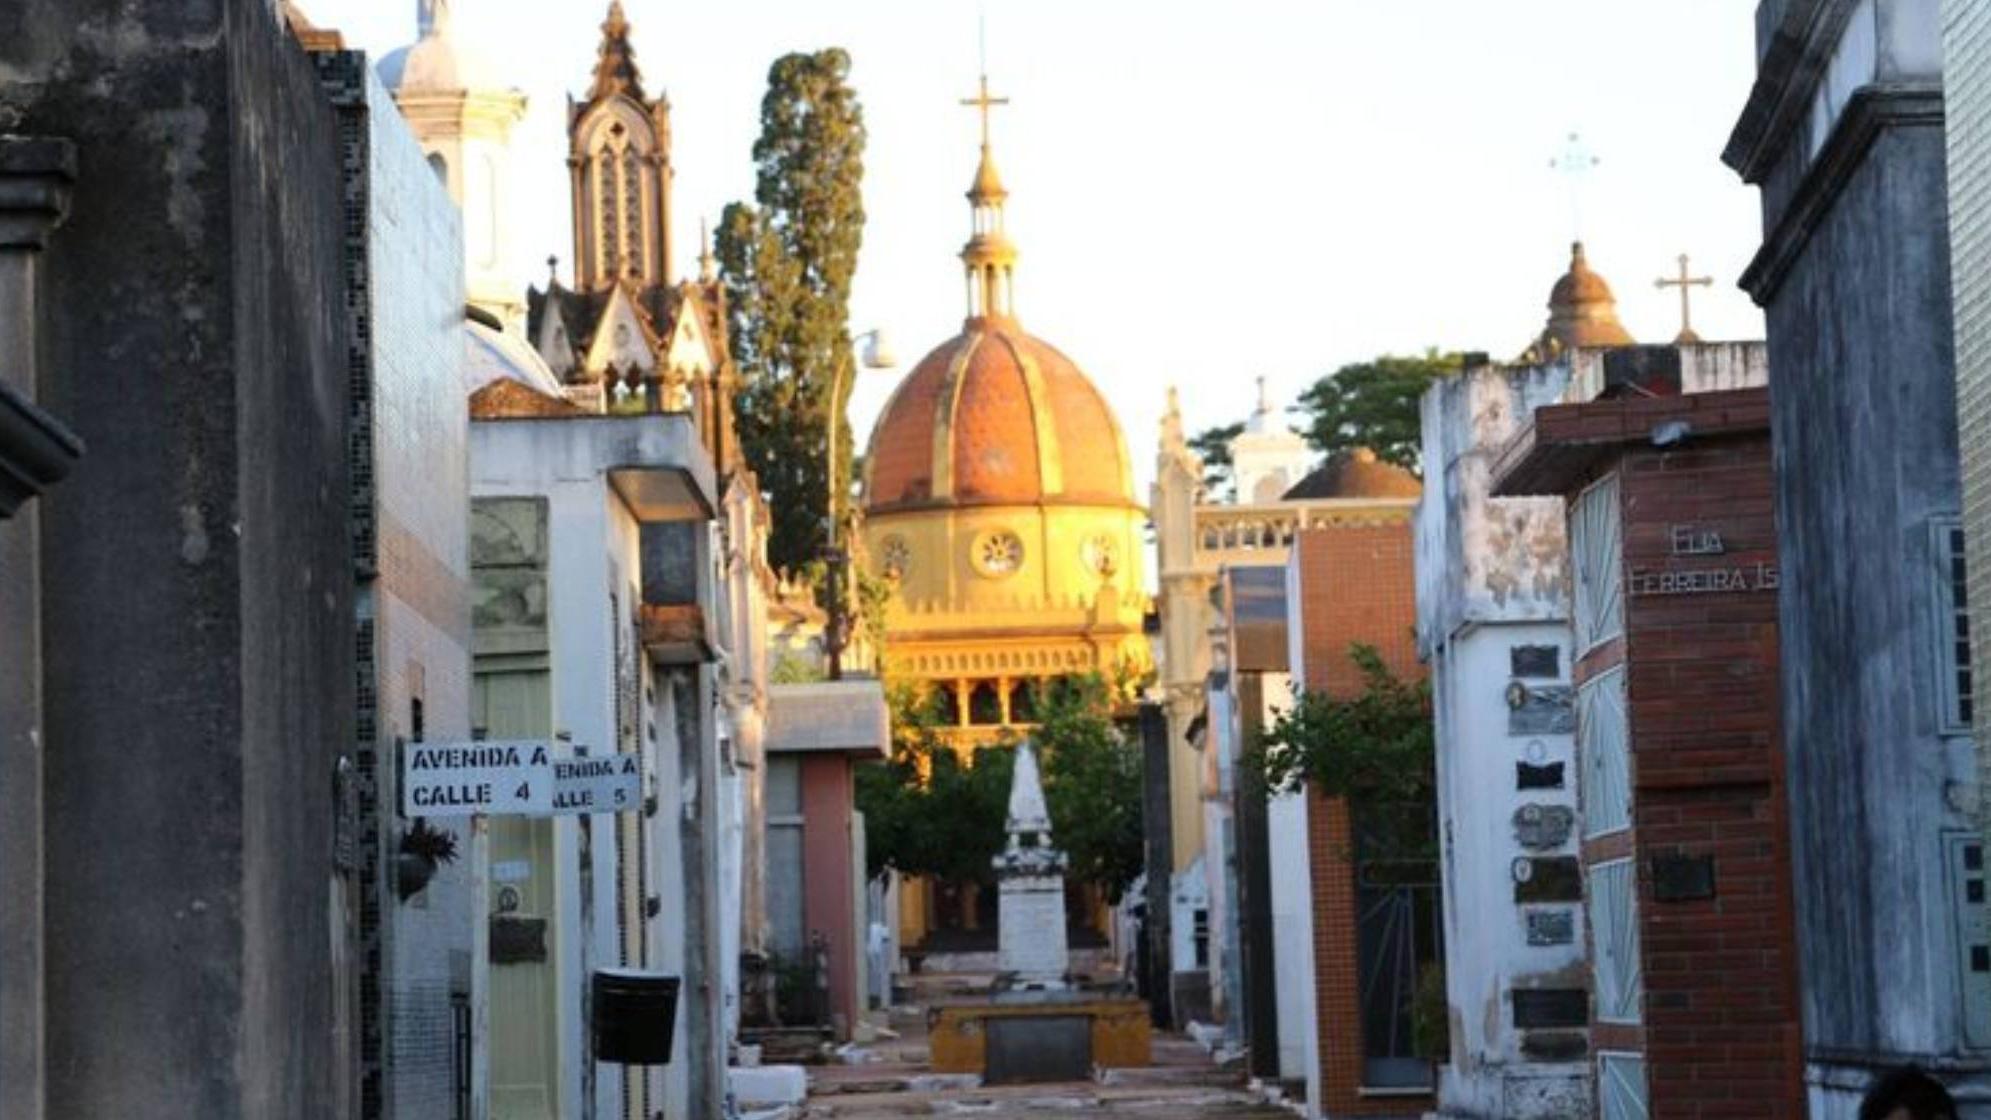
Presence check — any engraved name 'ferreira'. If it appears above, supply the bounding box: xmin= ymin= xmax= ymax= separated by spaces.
xmin=1628 ymin=562 xmax=1780 ymax=597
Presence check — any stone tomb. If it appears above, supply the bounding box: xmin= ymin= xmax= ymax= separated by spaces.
xmin=927 ymin=740 xmax=1150 ymax=1082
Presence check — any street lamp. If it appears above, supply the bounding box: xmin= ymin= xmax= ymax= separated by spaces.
xmin=825 ymin=327 xmax=896 ymax=679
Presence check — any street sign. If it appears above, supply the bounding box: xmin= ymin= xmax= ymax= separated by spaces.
xmin=550 ymin=753 xmax=641 ymax=815
xmin=403 ymin=740 xmax=551 ymax=817
xmin=402 ymin=741 xmax=642 ymax=818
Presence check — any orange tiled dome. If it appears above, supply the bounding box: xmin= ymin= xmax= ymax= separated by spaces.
xmin=864 ymin=319 xmax=1134 ymax=512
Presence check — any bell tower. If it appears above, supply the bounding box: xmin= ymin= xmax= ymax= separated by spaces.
xmin=568 ymin=1 xmax=673 ymax=293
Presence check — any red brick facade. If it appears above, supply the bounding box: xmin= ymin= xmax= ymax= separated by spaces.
xmin=1502 ymin=388 xmax=1802 ymax=1118
xmin=1290 ymin=519 xmax=1432 ymax=1116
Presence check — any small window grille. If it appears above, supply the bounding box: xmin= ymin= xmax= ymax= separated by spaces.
xmin=1598 ymin=1052 xmax=1649 ymax=1119
xmin=1934 ymin=517 xmax=1974 ymax=734
xmin=1579 ymin=667 xmax=1631 ymax=839
xmin=1589 ymin=858 xmax=1642 ymax=1024
xmin=1571 ymin=474 xmax=1624 ymax=654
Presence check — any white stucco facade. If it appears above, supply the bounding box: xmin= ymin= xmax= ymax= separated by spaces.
xmin=1416 ymin=361 xmax=1588 ymax=1118
xmin=469 ymin=413 xmax=718 ymax=1120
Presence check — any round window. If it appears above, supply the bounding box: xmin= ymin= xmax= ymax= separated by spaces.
xmin=973 ymin=529 xmax=1024 ymax=578
xmin=879 ymin=535 xmax=911 ymax=578
xmin=1082 ymin=533 xmax=1119 ymax=578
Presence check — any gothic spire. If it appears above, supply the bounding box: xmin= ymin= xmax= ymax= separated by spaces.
xmin=587 ymin=1 xmax=645 ymax=102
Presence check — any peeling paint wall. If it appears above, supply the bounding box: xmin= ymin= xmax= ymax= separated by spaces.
xmin=1417 ymin=363 xmax=1588 ymax=1118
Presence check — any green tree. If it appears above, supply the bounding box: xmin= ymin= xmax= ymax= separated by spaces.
xmin=857 ymin=683 xmax=1014 ymax=883
xmin=1250 ymin=644 xmax=1433 ymax=807
xmin=715 ymin=49 xmax=867 ymax=574
xmin=1187 ymin=422 xmax=1244 ymax=499
xmin=1030 ymin=676 xmax=1145 ymax=903
xmin=856 ymin=675 xmax=1144 ymax=903
xmin=1294 ymin=351 xmax=1461 ymax=474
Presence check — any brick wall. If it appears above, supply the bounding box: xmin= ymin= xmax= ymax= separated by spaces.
xmin=1291 ymin=520 xmax=1431 ymax=1115
xmin=1613 ymin=408 xmax=1802 ymax=1119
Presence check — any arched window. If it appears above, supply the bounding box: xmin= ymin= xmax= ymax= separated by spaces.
xmin=1009 ymin=679 xmax=1039 ymax=724
xmin=969 ymin=681 xmax=1003 ymax=725
xmin=426 ymin=152 xmax=448 ymax=185
xmin=933 ymin=684 xmax=961 ymax=727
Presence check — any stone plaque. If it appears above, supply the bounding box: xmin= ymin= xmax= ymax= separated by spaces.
xmin=1508 ymin=683 xmax=1575 ymax=736
xmin=1510 ymin=645 xmax=1561 ymax=679
xmin=998 ymin=879 xmax=1070 ymax=982
xmin=986 ymin=1015 xmax=1090 ymax=1084
xmin=1519 ymin=1030 xmax=1588 ymax=1062
xmin=490 ymin=915 xmax=547 ymax=964
xmin=1517 ymin=761 xmax=1565 ymax=790
xmin=1512 ymin=988 xmax=1587 ymax=1029
xmin=1512 ymin=804 xmax=1575 ymax=851
xmin=1652 ymin=853 xmax=1716 ymax=902
xmin=1513 ymin=856 xmax=1582 ymax=904
xmin=1525 ymin=909 xmax=1575 ymax=946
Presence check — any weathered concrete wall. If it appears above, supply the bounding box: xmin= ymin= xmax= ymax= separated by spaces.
xmin=1417 ymin=363 xmax=1586 ymax=1117
xmin=1415 ymin=363 xmax=1570 ymax=659
xmin=1730 ymin=0 xmax=1986 ymax=1105
xmin=0 ymin=2 xmax=355 ymax=1115
xmin=1765 ymin=119 xmax=1986 ymax=1098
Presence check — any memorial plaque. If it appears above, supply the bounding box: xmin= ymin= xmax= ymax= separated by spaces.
xmin=1525 ymin=909 xmax=1575 ymax=946
xmin=1517 ymin=761 xmax=1565 ymax=790
xmin=1508 ymin=684 xmax=1575 ymax=736
xmin=1511 ymin=645 xmax=1561 ymax=679
xmin=998 ymin=880 xmax=1070 ymax=981
xmin=1652 ymin=853 xmax=1716 ymax=902
xmin=1520 ymin=1030 xmax=1588 ymax=1062
xmin=1514 ymin=856 xmax=1582 ymax=903
xmin=490 ymin=915 xmax=547 ymax=964
xmin=1513 ymin=804 xmax=1575 ymax=851
xmin=1512 ymin=988 xmax=1587 ymax=1028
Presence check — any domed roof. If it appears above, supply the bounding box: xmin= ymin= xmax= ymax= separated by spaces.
xmin=378 ymin=5 xmax=506 ymax=96
xmin=863 ymin=319 xmax=1135 ymax=512
xmin=1537 ymin=241 xmax=1634 ymax=354
xmin=1282 ymin=447 xmax=1421 ymax=500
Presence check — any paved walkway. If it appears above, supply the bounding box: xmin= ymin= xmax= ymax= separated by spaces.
xmin=801 ymin=1005 xmax=1295 ymax=1119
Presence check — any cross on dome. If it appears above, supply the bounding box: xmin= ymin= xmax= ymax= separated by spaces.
xmin=960 ymin=73 xmax=1009 ymax=149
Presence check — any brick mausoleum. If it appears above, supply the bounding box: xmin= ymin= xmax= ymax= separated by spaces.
xmin=1493 ymin=348 xmax=1802 ymax=1118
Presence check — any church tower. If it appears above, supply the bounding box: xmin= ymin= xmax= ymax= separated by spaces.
xmin=567 ymin=1 xmax=673 ymax=294
xmin=381 ymin=0 xmax=529 ymax=327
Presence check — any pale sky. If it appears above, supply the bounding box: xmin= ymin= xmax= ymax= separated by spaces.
xmin=333 ymin=0 xmax=1767 ymax=492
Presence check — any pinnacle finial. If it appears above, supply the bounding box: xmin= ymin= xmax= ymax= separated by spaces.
xmin=698 ymin=218 xmax=716 ymax=282
xmin=546 ymin=254 xmax=558 ymax=286
xmin=417 ymin=0 xmax=451 ymax=38
xmin=588 ymin=0 xmax=644 ymax=101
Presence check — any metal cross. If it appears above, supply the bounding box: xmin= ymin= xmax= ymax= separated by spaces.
xmin=960 ymin=73 xmax=1009 ymax=148
xmin=1655 ymin=253 xmax=1713 ymax=341
xmin=1550 ymin=131 xmax=1600 ymax=239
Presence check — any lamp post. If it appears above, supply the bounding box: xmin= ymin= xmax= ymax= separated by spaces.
xmin=825 ymin=327 xmax=896 ymax=679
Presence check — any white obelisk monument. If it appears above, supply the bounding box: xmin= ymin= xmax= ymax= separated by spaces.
xmin=994 ymin=740 xmax=1070 ymax=989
